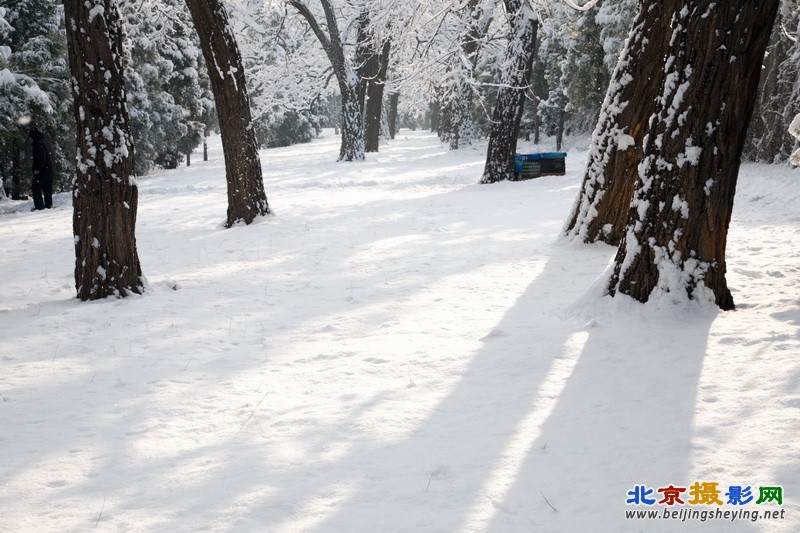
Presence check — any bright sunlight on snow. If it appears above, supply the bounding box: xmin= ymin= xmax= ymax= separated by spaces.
xmin=1 ymin=131 xmax=798 ymax=531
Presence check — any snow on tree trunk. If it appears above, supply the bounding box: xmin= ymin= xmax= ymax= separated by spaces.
xmin=565 ymin=0 xmax=673 ymax=245
xmin=338 ymin=75 xmax=365 ymax=161
xmin=64 ymin=0 xmax=144 ymax=301
xmin=791 ymin=113 xmax=800 ymax=165
xmin=185 ymin=0 xmax=270 ymax=227
xmin=608 ymin=0 xmax=780 ymax=310
xmin=448 ymin=78 xmax=475 ymax=150
xmin=480 ymin=0 xmax=538 ymax=184
xmin=288 ymin=0 xmax=364 ymax=162
xmin=447 ymin=0 xmax=491 ymax=150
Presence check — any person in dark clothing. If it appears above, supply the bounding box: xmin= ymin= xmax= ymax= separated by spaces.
xmin=29 ymin=127 xmax=54 ymax=210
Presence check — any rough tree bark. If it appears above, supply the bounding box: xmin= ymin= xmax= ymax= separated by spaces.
xmin=480 ymin=0 xmax=538 ymax=184
xmin=608 ymin=0 xmax=780 ymax=310
xmin=185 ymin=0 xmax=270 ymax=227
xmin=289 ymin=0 xmax=364 ymax=161
xmin=64 ymin=0 xmax=143 ymax=300
xmin=565 ymin=0 xmax=673 ymax=244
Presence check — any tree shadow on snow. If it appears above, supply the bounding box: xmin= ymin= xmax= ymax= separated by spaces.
xmin=231 ymin=245 xmax=715 ymax=532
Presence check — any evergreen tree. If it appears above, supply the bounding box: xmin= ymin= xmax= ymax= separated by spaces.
xmin=0 ymin=0 xmax=74 ymax=197
xmin=119 ymin=0 xmax=210 ymax=174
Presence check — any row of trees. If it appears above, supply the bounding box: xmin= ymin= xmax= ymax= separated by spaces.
xmin=1 ymin=0 xmax=797 ymax=307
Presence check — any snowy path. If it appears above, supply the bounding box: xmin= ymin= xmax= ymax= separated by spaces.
xmin=0 ymin=131 xmax=798 ymax=532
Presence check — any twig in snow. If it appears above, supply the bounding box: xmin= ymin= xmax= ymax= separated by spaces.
xmin=52 ymin=342 xmax=59 ymax=362
xmin=95 ymin=497 xmax=106 ymax=526
xmin=184 ymin=358 xmax=192 ymax=371
xmin=540 ymin=491 xmax=558 ymax=512
xmin=90 ymin=373 xmax=96 ymax=383
xmin=241 ymin=390 xmax=271 ymax=429
xmin=0 ymin=391 xmax=6 ymax=402
xmin=426 ymin=473 xmax=433 ymax=493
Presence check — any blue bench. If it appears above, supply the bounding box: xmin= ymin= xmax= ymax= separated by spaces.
xmin=514 ymin=152 xmax=567 ymax=180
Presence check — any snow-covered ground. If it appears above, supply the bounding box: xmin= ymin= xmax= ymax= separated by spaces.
xmin=0 ymin=130 xmax=798 ymax=532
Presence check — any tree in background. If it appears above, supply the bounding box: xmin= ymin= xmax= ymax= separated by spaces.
xmin=440 ymin=0 xmax=494 ymax=150
xmin=120 ymin=0 xmax=213 ymax=175
xmin=608 ymin=0 xmax=780 ymax=310
xmin=745 ymin=1 xmax=800 ymax=163
xmin=64 ymin=0 xmax=143 ymax=300
xmin=185 ymin=0 xmax=270 ymax=226
xmin=0 ymin=0 xmax=74 ymax=197
xmin=287 ymin=0 xmax=365 ymax=161
xmin=481 ymin=0 xmax=539 ymax=183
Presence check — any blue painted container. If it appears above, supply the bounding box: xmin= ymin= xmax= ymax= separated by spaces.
xmin=514 ymin=152 xmax=567 ymax=180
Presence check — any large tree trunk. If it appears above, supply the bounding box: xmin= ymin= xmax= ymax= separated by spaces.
xmin=608 ymin=0 xmax=780 ymax=310
xmin=480 ymin=0 xmax=538 ymax=184
xmin=565 ymin=1 xmax=673 ymax=244
xmin=64 ymin=0 xmax=143 ymax=301
xmin=185 ymin=0 xmax=270 ymax=227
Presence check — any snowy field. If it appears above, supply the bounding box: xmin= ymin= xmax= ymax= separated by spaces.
xmin=0 ymin=130 xmax=798 ymax=532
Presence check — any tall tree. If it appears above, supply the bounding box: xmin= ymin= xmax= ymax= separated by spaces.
xmin=565 ymin=0 xmax=673 ymax=244
xmin=608 ymin=0 xmax=780 ymax=310
xmin=185 ymin=0 xmax=270 ymax=226
xmin=354 ymin=9 xmax=391 ymax=153
xmin=64 ymin=0 xmax=143 ymax=300
xmin=287 ymin=0 xmax=365 ymax=161
xmin=480 ymin=0 xmax=538 ymax=184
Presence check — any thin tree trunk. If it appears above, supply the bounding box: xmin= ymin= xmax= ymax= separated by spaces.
xmin=364 ymin=39 xmax=391 ymax=152
xmin=481 ymin=0 xmax=538 ymax=184
xmin=430 ymin=100 xmax=440 ymax=133
xmin=566 ymin=1 xmax=673 ymax=245
xmin=11 ymin=143 xmax=22 ymax=199
xmin=64 ymin=0 xmax=143 ymax=300
xmin=186 ymin=152 xmax=191 ymax=167
xmin=185 ymin=0 xmax=270 ymax=227
xmin=556 ymin=109 xmax=564 ymax=152
xmin=608 ymin=0 xmax=780 ymax=310
xmin=387 ymin=92 xmax=399 ymax=139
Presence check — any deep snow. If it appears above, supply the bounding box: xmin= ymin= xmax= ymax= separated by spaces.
xmin=0 ymin=130 xmax=798 ymax=532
